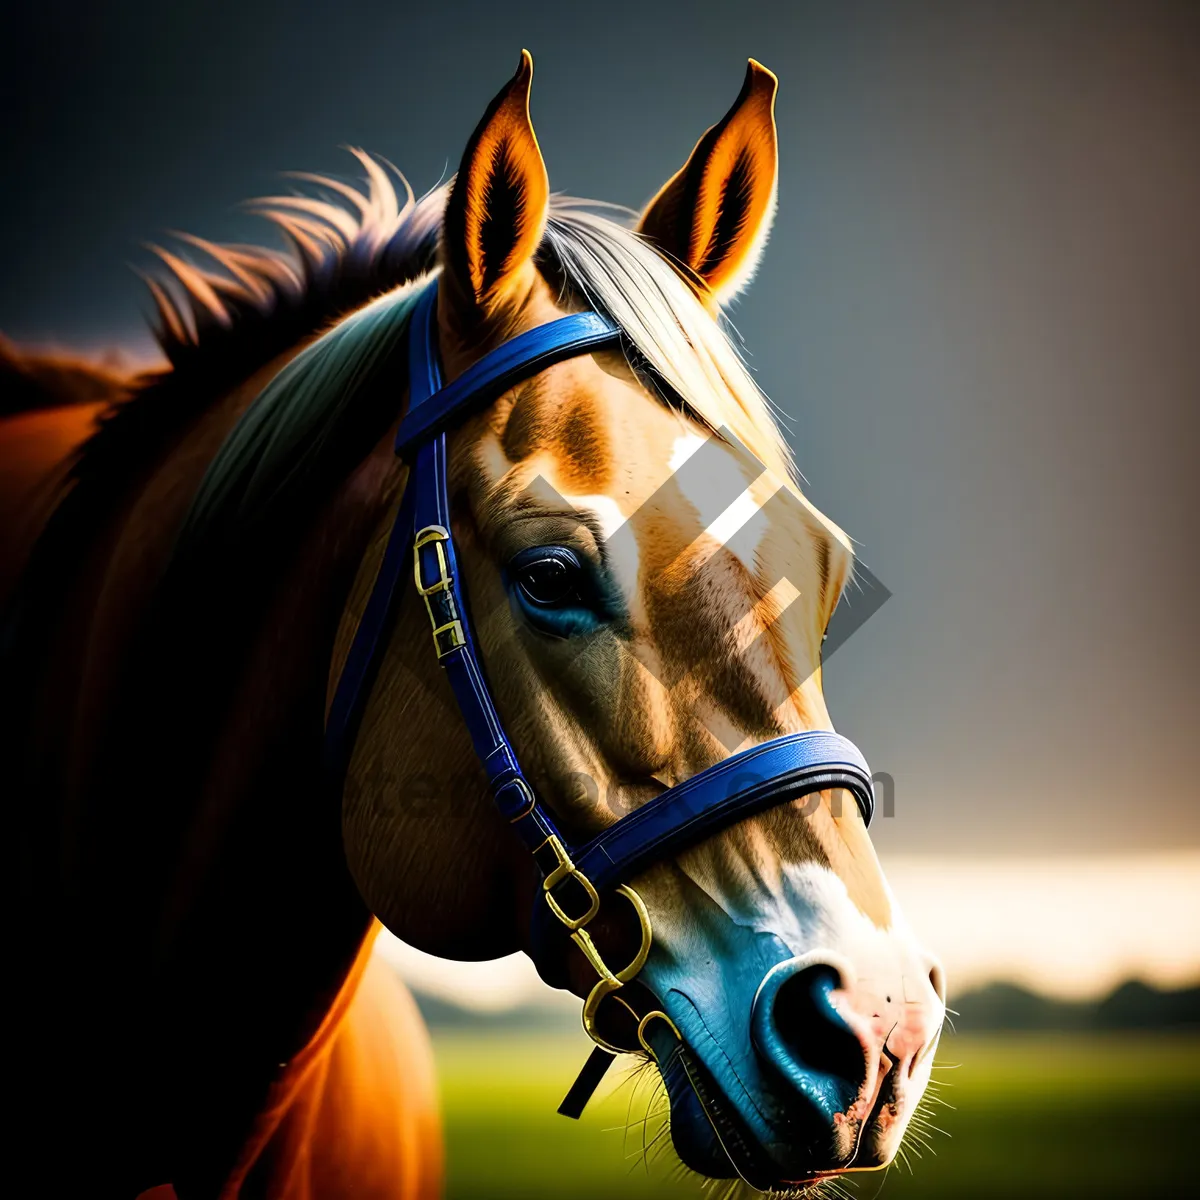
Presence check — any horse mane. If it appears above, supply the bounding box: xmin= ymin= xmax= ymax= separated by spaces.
xmin=141 ymin=152 xmax=443 ymax=370
xmin=0 ymin=155 xmax=442 ymax=707
xmin=73 ymin=155 xmax=444 ymax=498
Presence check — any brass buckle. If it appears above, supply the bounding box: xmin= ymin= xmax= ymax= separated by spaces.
xmin=540 ymin=835 xmax=601 ymax=930
xmin=636 ymin=1009 xmax=682 ymax=1058
xmin=506 ymin=778 xmax=537 ymax=823
xmin=538 ymin=836 xmax=655 ymax=1054
xmin=580 ymin=885 xmax=654 ymax=1053
xmin=413 ymin=525 xmax=465 ymax=658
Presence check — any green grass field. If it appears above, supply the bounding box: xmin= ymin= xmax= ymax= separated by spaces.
xmin=431 ymin=1029 xmax=1200 ymax=1198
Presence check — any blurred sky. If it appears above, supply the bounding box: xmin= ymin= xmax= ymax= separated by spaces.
xmin=3 ymin=0 xmax=1198 ymax=860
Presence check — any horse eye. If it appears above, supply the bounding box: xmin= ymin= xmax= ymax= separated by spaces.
xmin=515 ymin=556 xmax=579 ymax=607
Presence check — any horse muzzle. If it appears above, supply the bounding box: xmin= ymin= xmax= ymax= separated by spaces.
xmin=637 ymin=946 xmax=946 ymax=1188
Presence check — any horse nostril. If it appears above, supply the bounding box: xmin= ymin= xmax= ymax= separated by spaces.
xmin=927 ymin=958 xmax=948 ymax=1007
xmin=752 ymin=959 xmax=868 ymax=1117
xmin=774 ymin=965 xmax=868 ymax=1088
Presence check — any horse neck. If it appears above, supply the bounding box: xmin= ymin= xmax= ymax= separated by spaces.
xmin=11 ymin=349 xmax=405 ymax=1192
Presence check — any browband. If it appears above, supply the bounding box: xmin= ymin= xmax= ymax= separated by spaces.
xmin=325 ymin=279 xmax=875 ymax=1106
xmin=396 ymin=290 xmax=623 ymax=455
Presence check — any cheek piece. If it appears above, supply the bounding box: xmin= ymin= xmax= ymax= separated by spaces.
xmin=325 ymin=281 xmax=875 ymax=1117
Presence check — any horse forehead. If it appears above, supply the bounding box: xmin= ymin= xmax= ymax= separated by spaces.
xmin=539 ymin=395 xmax=765 ymax=532
xmin=486 ymin=358 xmax=794 ymax=582
xmin=499 ymin=368 xmax=615 ymax=493
xmin=495 ymin=357 xmax=697 ymax=501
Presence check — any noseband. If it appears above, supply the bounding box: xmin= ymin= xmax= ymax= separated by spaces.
xmin=325 ymin=281 xmax=875 ymax=1114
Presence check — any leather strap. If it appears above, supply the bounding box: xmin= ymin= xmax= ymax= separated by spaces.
xmin=396 ymin=293 xmax=622 ymax=455
xmin=577 ymin=730 xmax=872 ymax=892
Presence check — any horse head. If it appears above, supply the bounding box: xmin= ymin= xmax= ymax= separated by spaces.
xmin=338 ymin=52 xmax=945 ymax=1191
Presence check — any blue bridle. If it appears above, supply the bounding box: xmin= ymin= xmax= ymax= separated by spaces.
xmin=325 ymin=280 xmax=875 ymax=1110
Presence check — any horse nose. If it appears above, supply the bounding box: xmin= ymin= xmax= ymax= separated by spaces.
xmin=751 ymin=958 xmax=869 ymax=1119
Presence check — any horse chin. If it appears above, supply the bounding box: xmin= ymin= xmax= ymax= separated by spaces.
xmin=647 ymin=1026 xmax=833 ymax=1196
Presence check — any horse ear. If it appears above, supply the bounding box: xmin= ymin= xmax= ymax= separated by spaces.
xmin=440 ymin=50 xmax=550 ymax=317
xmin=637 ymin=59 xmax=779 ymax=307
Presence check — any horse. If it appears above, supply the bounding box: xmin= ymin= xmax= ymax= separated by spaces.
xmin=3 ymin=53 xmax=946 ymax=1198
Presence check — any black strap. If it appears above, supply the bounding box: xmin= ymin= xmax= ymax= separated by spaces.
xmin=557 ymin=1046 xmax=616 ymax=1119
